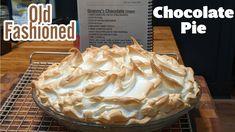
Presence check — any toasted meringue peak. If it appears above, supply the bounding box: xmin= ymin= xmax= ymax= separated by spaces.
xmin=32 ymin=38 xmax=200 ymax=125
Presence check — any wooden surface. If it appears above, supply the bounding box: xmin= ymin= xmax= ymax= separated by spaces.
xmin=215 ymin=99 xmax=235 ymax=132
xmin=0 ymin=73 xmax=22 ymax=104
xmin=0 ymin=41 xmax=73 ymax=74
xmin=0 ymin=26 xmax=220 ymax=132
xmin=194 ymin=76 xmax=221 ymax=132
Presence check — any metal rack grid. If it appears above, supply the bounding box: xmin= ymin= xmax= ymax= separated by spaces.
xmin=0 ymin=59 xmax=193 ymax=132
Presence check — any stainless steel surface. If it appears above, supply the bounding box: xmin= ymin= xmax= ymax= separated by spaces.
xmin=1 ymin=51 xmax=193 ymax=132
xmin=0 ymin=5 xmax=11 ymax=55
xmin=29 ymin=52 xmax=71 ymax=64
xmin=0 ymin=5 xmax=9 ymax=26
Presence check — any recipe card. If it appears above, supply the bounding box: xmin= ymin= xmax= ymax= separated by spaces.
xmin=77 ymin=0 xmax=153 ymax=51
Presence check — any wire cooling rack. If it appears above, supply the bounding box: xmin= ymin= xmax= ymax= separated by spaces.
xmin=0 ymin=52 xmax=193 ymax=132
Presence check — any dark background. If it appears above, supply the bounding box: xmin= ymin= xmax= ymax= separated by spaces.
xmin=2 ymin=0 xmax=235 ymax=98
xmin=153 ymin=0 xmax=235 ymax=98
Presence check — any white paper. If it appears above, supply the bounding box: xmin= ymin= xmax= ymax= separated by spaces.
xmin=78 ymin=0 xmax=151 ymax=51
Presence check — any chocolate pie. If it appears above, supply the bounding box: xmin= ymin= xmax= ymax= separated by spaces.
xmin=32 ymin=38 xmax=200 ymax=125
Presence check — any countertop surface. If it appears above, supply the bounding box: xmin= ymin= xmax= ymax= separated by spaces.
xmin=0 ymin=26 xmax=220 ymax=132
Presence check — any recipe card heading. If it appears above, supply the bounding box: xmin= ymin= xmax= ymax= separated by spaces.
xmin=4 ymin=4 xmax=76 ymax=41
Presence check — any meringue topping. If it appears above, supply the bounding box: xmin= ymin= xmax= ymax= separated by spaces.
xmin=32 ymin=37 xmax=200 ymax=125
